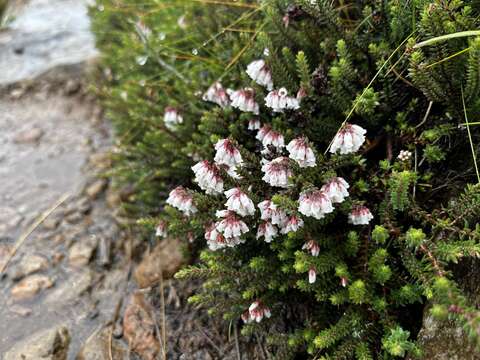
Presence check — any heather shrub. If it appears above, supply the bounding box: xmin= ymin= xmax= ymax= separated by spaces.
xmin=92 ymin=0 xmax=480 ymax=358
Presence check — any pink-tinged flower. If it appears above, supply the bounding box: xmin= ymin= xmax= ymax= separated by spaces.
xmin=308 ymin=268 xmax=317 ymax=284
xmin=302 ymin=240 xmax=320 ymax=257
xmin=340 ymin=277 xmax=348 ymax=287
xmin=297 ymin=87 xmax=307 ymax=101
xmin=214 ymin=139 xmax=243 ymax=168
xmin=261 ymin=157 xmax=292 ymax=188
xmin=330 ymin=124 xmax=367 ymax=154
xmin=321 ymin=177 xmax=350 ymax=203
xmin=286 ymin=137 xmax=316 ymax=167
xmin=280 ymin=215 xmax=304 ymax=234
xmin=215 ymin=210 xmax=249 ymax=239
xmin=192 ymin=160 xmax=224 ymax=195
xmin=259 ymin=127 xmax=285 ymax=149
xmin=205 ymin=224 xmax=227 ymax=251
xmin=203 ymin=82 xmax=230 ymax=108
xmin=248 ymin=301 xmax=271 ymax=323
xmin=265 ymin=87 xmax=300 ymax=112
xmin=258 ymin=200 xmax=287 ymax=225
xmin=298 ymin=189 xmax=334 ymax=219
xmin=246 ymin=59 xmax=273 ymax=90
xmin=248 ymin=119 xmax=261 ymax=130
xmin=348 ymin=206 xmax=373 ymax=225
xmin=225 ymin=188 xmax=255 ymax=217
xmin=257 ymin=221 xmax=278 ymax=243
xmin=164 ymin=107 xmax=183 ymax=130
xmin=166 ymin=186 xmax=197 ymax=215
xmin=241 ymin=310 xmax=252 ymax=323
xmin=258 ymin=200 xmax=274 ymax=220
xmin=256 ymin=125 xmax=271 ymax=142
xmin=155 ymin=222 xmax=167 ymax=237
xmin=229 ymin=87 xmax=259 ymax=114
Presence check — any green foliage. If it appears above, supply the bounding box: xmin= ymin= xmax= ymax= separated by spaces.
xmin=92 ymin=0 xmax=480 ymax=358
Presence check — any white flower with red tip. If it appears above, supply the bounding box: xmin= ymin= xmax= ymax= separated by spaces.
xmin=302 ymin=240 xmax=320 ymax=257
xmin=298 ymin=189 xmax=334 ymax=219
xmin=229 ymin=87 xmax=259 ymax=114
xmin=287 ymin=137 xmax=316 ymax=168
xmin=248 ymin=119 xmax=261 ymax=130
xmin=259 ymin=127 xmax=285 ymax=149
xmin=247 ymin=301 xmax=271 ymax=323
xmin=340 ymin=277 xmax=348 ymax=287
xmin=215 ymin=210 xmax=249 ymax=240
xmin=246 ymin=59 xmax=273 ymax=90
xmin=205 ymin=224 xmax=227 ymax=251
xmin=280 ymin=215 xmax=304 ymax=234
xmin=203 ymin=82 xmax=230 ymax=108
xmin=265 ymin=87 xmax=300 ymax=112
xmin=257 ymin=221 xmax=278 ymax=243
xmin=308 ymin=268 xmax=317 ymax=284
xmin=258 ymin=200 xmax=287 ymax=226
xmin=321 ymin=177 xmax=350 ymax=203
xmin=330 ymin=124 xmax=367 ymax=154
xmin=214 ymin=139 xmax=243 ymax=168
xmin=164 ymin=107 xmax=183 ymax=130
xmin=261 ymin=157 xmax=292 ymax=188
xmin=348 ymin=206 xmax=373 ymax=225
xmin=166 ymin=186 xmax=197 ymax=215
xmin=225 ymin=188 xmax=255 ymax=217
xmin=155 ymin=222 xmax=167 ymax=237
xmin=192 ymin=160 xmax=224 ymax=195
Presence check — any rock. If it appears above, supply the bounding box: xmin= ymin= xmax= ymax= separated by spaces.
xmin=45 ymin=270 xmax=92 ymax=305
xmin=11 ymin=274 xmax=54 ymax=300
xmin=13 ymin=127 xmax=44 ymax=144
xmin=9 ymin=304 xmax=32 ymax=317
xmin=86 ymin=179 xmax=108 ymax=199
xmin=412 ymin=307 xmax=480 ymax=360
xmin=65 ymin=211 xmax=84 ymax=224
xmin=89 ymin=152 xmax=111 ymax=170
xmin=11 ymin=254 xmax=49 ymax=280
xmin=123 ymin=293 xmax=160 ymax=360
xmin=4 ymin=326 xmax=70 ymax=360
xmin=68 ymin=237 xmax=98 ymax=267
xmin=64 ymin=79 xmax=81 ymax=95
xmin=43 ymin=217 xmax=60 ymax=230
xmin=106 ymin=189 xmax=121 ymax=208
xmin=77 ymin=327 xmax=129 ymax=360
xmin=0 ymin=206 xmax=23 ymax=233
xmin=134 ymin=238 xmax=185 ymax=288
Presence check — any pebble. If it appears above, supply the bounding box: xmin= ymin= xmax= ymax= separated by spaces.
xmin=134 ymin=238 xmax=185 ymax=288
xmin=43 ymin=217 xmax=60 ymax=230
xmin=11 ymin=274 xmax=54 ymax=300
xmin=123 ymin=293 xmax=160 ymax=360
xmin=77 ymin=327 xmax=128 ymax=360
xmin=86 ymin=179 xmax=108 ymax=199
xmin=68 ymin=237 xmax=97 ymax=267
xmin=9 ymin=304 xmax=32 ymax=317
xmin=13 ymin=127 xmax=44 ymax=144
xmin=11 ymin=254 xmax=49 ymax=280
xmin=4 ymin=326 xmax=70 ymax=360
xmin=65 ymin=211 xmax=84 ymax=224
xmin=45 ymin=270 xmax=92 ymax=305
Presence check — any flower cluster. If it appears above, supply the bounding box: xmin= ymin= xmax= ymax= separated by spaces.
xmin=160 ymin=57 xmax=373 ymax=322
xmin=242 ymin=301 xmax=271 ymax=323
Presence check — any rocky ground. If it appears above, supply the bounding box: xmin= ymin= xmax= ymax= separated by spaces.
xmin=0 ymin=1 xmax=245 ymax=359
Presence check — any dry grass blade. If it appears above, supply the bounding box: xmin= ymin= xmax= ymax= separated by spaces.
xmin=414 ymin=30 xmax=480 ymax=49
xmin=0 ymin=192 xmax=70 ymax=275
xmin=461 ymin=86 xmax=480 ymax=183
